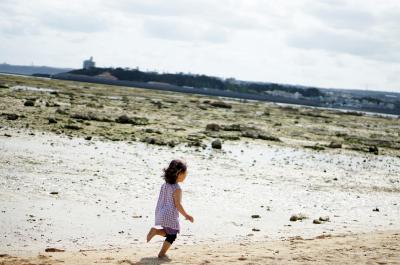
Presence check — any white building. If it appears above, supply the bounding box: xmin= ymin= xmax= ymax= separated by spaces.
xmin=83 ymin=56 xmax=95 ymax=69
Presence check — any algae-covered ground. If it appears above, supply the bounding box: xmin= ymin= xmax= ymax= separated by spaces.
xmin=1 ymin=74 xmax=399 ymax=156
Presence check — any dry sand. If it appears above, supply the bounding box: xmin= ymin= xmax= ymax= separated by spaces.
xmin=1 ymin=231 xmax=399 ymax=264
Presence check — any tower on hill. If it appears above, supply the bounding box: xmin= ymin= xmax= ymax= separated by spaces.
xmin=83 ymin=56 xmax=95 ymax=69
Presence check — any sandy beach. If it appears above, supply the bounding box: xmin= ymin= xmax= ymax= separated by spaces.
xmin=1 ymin=75 xmax=400 ymax=264
xmin=1 ymin=231 xmax=399 ymax=264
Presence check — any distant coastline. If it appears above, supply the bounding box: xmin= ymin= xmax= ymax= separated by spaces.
xmin=53 ymin=71 xmax=400 ymax=116
xmin=1 ymin=62 xmax=399 ymax=115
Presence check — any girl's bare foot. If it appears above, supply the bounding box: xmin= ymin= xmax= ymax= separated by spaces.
xmin=158 ymin=254 xmax=170 ymax=260
xmin=146 ymin=228 xmax=157 ymax=242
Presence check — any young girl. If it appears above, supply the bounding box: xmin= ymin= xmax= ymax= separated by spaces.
xmin=146 ymin=159 xmax=194 ymax=258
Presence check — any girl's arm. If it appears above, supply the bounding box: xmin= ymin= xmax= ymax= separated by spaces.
xmin=173 ymin=189 xmax=194 ymax=223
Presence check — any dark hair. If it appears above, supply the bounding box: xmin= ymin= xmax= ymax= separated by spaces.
xmin=163 ymin=159 xmax=187 ymax=184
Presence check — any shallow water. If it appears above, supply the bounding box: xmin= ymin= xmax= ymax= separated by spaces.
xmin=11 ymin=85 xmax=55 ymax=93
xmin=0 ymin=128 xmax=399 ymax=253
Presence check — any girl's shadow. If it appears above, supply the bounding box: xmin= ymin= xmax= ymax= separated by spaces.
xmin=139 ymin=256 xmax=171 ymax=264
xmin=120 ymin=256 xmax=171 ymax=265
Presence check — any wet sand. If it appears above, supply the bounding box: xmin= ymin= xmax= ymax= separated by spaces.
xmin=1 ymin=129 xmax=400 ymax=261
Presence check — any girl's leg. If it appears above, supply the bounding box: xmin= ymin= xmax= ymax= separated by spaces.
xmin=158 ymin=233 xmax=177 ymax=258
xmin=158 ymin=241 xmax=172 ymax=258
xmin=146 ymin=227 xmax=166 ymax=242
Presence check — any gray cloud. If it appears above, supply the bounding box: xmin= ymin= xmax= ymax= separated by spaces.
xmin=287 ymin=1 xmax=400 ymax=64
xmin=143 ymin=18 xmax=229 ymax=43
xmin=307 ymin=3 xmax=376 ymax=31
xmin=288 ymin=29 xmax=400 ymax=63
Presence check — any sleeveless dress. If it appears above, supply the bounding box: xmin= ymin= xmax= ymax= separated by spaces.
xmin=155 ymin=183 xmax=181 ymax=233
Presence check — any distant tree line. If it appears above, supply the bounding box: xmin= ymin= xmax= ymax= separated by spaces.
xmin=70 ymin=67 xmax=324 ymax=98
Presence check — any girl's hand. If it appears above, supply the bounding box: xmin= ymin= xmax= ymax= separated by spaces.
xmin=185 ymin=214 xmax=194 ymax=223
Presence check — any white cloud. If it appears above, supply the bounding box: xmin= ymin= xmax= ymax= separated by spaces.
xmin=0 ymin=0 xmax=399 ymax=92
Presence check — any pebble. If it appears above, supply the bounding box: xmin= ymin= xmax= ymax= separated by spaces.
xmin=290 ymin=214 xmax=307 ymax=222
xmin=6 ymin=113 xmax=18 ymax=120
xmin=211 ymin=139 xmax=222 ymax=149
xmin=45 ymin=248 xmax=64 ymax=252
xmin=48 ymin=117 xmax=57 ymax=124
xmin=319 ymin=216 xmax=330 ymax=222
xmin=24 ymin=100 xmax=35 ymax=107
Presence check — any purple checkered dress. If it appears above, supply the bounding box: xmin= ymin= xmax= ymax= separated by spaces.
xmin=155 ymin=183 xmax=181 ymax=233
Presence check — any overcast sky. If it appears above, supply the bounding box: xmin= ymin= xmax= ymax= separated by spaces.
xmin=1 ymin=0 xmax=399 ymax=92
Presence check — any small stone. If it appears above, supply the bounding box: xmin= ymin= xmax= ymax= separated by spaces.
xmin=49 ymin=192 xmax=59 ymax=195
xmin=56 ymin=108 xmax=69 ymax=115
xmin=369 ymin=146 xmax=379 ymax=155
xmin=290 ymin=213 xmax=307 ymax=222
xmin=209 ymin=101 xmax=232 ymax=109
xmin=206 ymin=123 xmax=221 ymax=131
xmin=167 ymin=140 xmax=176 ymax=148
xmin=84 ymin=136 xmax=92 ymax=141
xmin=252 ymin=228 xmax=260 ymax=232
xmin=319 ymin=216 xmax=330 ymax=222
xmin=373 ymin=207 xmax=380 ymax=212
xmin=48 ymin=117 xmax=57 ymax=124
xmin=132 ymin=215 xmax=142 ymax=218
xmin=313 ymin=219 xmax=322 ymax=224
xmin=315 ymin=234 xmax=332 ymax=239
xmin=257 ymin=133 xmax=281 ymax=142
xmin=5 ymin=113 xmax=18 ymax=120
xmin=24 ymin=99 xmax=35 ymax=107
xmin=45 ymin=248 xmax=64 ymax=252
xmin=115 ymin=114 xmax=149 ymax=125
xmin=211 ymin=139 xmax=222 ymax=149
xmin=328 ymin=141 xmax=342 ymax=148
xmin=251 ymin=214 xmax=261 ymax=219
xmin=64 ymin=124 xmax=81 ymax=130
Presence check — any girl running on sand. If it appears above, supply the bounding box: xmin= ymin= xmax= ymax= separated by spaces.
xmin=146 ymin=159 xmax=194 ymax=258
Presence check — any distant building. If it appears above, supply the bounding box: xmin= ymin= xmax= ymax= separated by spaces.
xmin=83 ymin=56 xmax=95 ymax=69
